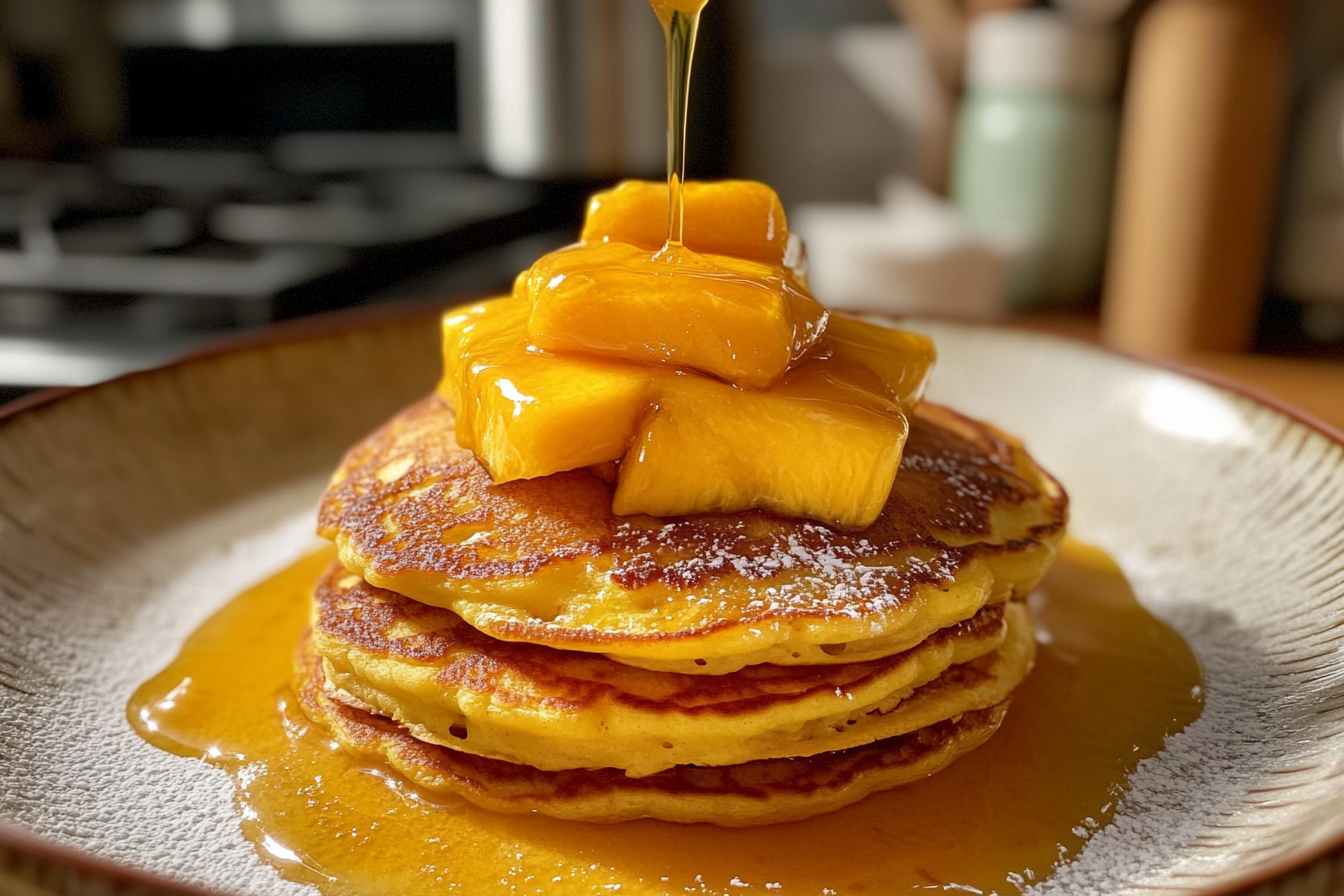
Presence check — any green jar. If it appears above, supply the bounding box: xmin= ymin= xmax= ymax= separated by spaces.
xmin=951 ymin=11 xmax=1119 ymax=310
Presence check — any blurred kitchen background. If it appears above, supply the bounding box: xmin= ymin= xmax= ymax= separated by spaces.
xmin=1 ymin=0 xmax=1343 ymax=413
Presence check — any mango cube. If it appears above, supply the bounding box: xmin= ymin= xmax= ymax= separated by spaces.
xmin=581 ymin=180 xmax=789 ymax=265
xmin=823 ymin=315 xmax=936 ymax=410
xmin=612 ymin=358 xmax=908 ymax=529
xmin=441 ymin=300 xmax=920 ymax=527
xmin=525 ymin=241 xmax=827 ymax=388
xmin=439 ymin=297 xmax=652 ymax=482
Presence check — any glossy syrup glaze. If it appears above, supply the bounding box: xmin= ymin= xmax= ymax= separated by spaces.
xmin=128 ymin=540 xmax=1203 ymax=895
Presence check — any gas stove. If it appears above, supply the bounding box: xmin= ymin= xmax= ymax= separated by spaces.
xmin=0 ymin=143 xmax=579 ymax=395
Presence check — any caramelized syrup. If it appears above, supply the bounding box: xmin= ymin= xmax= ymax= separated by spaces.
xmin=128 ymin=540 xmax=1203 ymax=896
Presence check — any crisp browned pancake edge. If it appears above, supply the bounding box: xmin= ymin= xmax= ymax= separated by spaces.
xmin=294 ymin=629 xmax=1010 ymax=824
xmin=313 ymin=561 xmax=1009 ymax=715
xmin=317 ymin=396 xmax=1067 ymax=647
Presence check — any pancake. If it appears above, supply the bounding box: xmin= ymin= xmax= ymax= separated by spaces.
xmin=312 ymin=562 xmax=1032 ymax=776
xmin=295 ymin=630 xmax=1014 ymax=826
xmin=318 ymin=396 xmax=1066 ymax=674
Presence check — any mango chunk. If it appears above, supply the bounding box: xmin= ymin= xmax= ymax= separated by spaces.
xmin=823 ymin=314 xmax=937 ymax=410
xmin=612 ymin=358 xmax=908 ymax=529
xmin=439 ymin=297 xmax=653 ymax=482
xmin=581 ymin=180 xmax=789 ymax=265
xmin=441 ymin=301 xmax=926 ymax=527
xmin=526 ymin=241 xmax=827 ymax=388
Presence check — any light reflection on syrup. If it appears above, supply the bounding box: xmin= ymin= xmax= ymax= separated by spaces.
xmin=128 ymin=541 xmax=1203 ymax=896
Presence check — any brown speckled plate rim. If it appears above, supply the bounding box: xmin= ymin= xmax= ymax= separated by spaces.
xmin=0 ymin=301 xmax=1341 ymax=896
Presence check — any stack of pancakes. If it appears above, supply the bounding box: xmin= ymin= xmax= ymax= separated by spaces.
xmin=299 ymin=394 xmax=1066 ymax=825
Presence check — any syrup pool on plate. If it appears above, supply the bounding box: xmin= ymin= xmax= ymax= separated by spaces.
xmin=128 ymin=540 xmax=1204 ymax=896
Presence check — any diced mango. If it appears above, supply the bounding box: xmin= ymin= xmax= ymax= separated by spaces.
xmin=442 ymin=298 xmax=919 ymax=526
xmin=823 ymin=314 xmax=937 ymax=410
xmin=525 ymin=241 xmax=827 ymax=388
xmin=581 ymin=180 xmax=789 ymax=265
xmin=612 ymin=357 xmax=908 ymax=529
xmin=439 ymin=297 xmax=653 ymax=482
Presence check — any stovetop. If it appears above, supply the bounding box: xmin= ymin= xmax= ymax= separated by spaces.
xmin=0 ymin=144 xmax=586 ymax=395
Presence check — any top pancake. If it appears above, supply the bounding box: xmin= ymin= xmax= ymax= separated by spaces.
xmin=319 ymin=395 xmax=1066 ymax=673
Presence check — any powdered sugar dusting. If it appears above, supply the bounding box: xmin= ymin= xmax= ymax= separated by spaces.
xmin=608 ymin=519 xmax=966 ymax=618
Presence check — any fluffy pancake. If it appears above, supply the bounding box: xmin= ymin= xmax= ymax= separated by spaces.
xmin=295 ymin=630 xmax=1013 ymax=826
xmin=312 ymin=562 xmax=1032 ymax=775
xmin=318 ymin=396 xmax=1065 ymax=674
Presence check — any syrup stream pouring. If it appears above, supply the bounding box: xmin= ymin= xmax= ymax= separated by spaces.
xmin=651 ymin=0 xmax=710 ymax=250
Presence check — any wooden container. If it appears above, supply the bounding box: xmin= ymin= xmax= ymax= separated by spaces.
xmin=1101 ymin=0 xmax=1295 ymax=354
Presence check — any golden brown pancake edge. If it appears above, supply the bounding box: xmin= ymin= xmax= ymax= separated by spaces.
xmin=295 ymin=628 xmax=1013 ymax=826
xmin=318 ymin=396 xmax=1066 ymax=673
xmin=310 ymin=562 xmax=1033 ymax=775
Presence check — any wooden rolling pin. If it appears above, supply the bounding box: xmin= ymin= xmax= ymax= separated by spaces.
xmin=1101 ymin=0 xmax=1295 ymax=355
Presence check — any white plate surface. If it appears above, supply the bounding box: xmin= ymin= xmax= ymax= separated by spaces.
xmin=1 ymin=313 xmax=1342 ymax=896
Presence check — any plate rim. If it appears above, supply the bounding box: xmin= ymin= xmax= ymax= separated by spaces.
xmin=2 ymin=301 xmax=1342 ymax=896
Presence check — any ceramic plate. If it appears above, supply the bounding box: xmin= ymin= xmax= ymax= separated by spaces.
xmin=1 ymin=310 xmax=1342 ymax=896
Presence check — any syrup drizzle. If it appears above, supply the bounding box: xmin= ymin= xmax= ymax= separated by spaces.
xmin=651 ymin=0 xmax=709 ymax=249
xmin=129 ymin=541 xmax=1203 ymax=895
